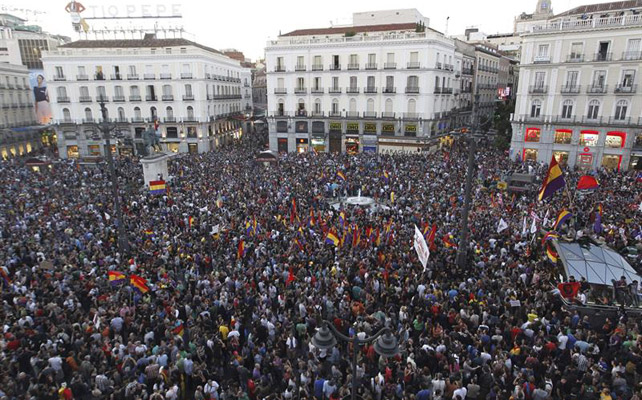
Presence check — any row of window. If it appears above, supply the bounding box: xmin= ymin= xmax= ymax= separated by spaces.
xmin=529 ymin=98 xmax=633 ymax=120
xmin=524 ymin=128 xmax=628 ymax=148
xmin=275 ymin=97 xmax=433 ymax=115
xmin=533 ymin=38 xmax=642 ymax=63
xmin=530 ymin=69 xmax=636 ymax=89
xmin=54 ymin=83 xmax=243 ymax=101
xmin=52 ymin=63 xmax=243 ymax=81
xmin=275 ymin=75 xmax=453 ymax=91
xmin=2 ymin=75 xmax=28 ymax=88
xmin=59 ymin=103 xmax=244 ymax=122
xmin=274 ymin=52 xmax=454 ymax=71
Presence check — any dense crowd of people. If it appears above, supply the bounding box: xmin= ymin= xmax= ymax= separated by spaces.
xmin=1 ymin=132 xmax=641 ymax=400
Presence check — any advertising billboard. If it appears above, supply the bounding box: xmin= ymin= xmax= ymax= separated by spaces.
xmin=29 ymin=69 xmax=52 ymax=124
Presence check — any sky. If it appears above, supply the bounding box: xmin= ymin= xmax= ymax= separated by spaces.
xmin=2 ymin=0 xmax=611 ymax=60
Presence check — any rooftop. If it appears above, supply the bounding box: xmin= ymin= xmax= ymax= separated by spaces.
xmin=60 ymin=37 xmax=223 ymax=55
xmin=281 ymin=22 xmax=423 ymax=37
xmin=555 ymin=0 xmax=642 ymax=17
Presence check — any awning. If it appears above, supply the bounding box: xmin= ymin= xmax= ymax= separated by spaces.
xmin=11 ymin=125 xmax=48 ymax=133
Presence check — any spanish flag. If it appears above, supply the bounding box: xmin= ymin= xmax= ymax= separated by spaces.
xmin=352 ymin=226 xmax=361 ymax=247
xmin=130 ymin=275 xmax=149 ymax=294
xmin=553 ymin=210 xmax=573 ymax=231
xmin=290 ymin=198 xmax=298 ymax=224
xmin=172 ymin=323 xmax=185 ymax=338
xmin=541 ymin=231 xmax=559 ymax=245
xmin=538 ymin=155 xmax=566 ymax=201
xmin=443 ymin=234 xmax=458 ymax=249
xmin=188 ymin=216 xmax=194 ymax=229
xmin=325 ymin=231 xmax=340 ymax=246
xmin=336 ymin=171 xmax=347 ymax=182
xmin=108 ymin=271 xmax=126 ymax=286
xmin=149 ymin=180 xmax=167 ymax=195
xmin=237 ymin=240 xmax=245 ymax=259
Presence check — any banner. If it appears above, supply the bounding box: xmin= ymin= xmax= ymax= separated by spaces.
xmin=413 ymin=225 xmax=430 ymax=271
xmin=497 ymin=218 xmax=508 ymax=233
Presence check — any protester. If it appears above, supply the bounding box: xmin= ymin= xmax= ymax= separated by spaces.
xmin=0 ymin=131 xmax=641 ymax=400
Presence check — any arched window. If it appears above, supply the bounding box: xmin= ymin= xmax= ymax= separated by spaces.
xmin=407 ymin=75 xmax=419 ymax=90
xmin=84 ymin=107 xmax=92 ymax=121
xmin=62 ymin=108 xmax=71 ymax=121
xmin=162 ymin=84 xmax=172 ymax=96
xmin=385 ymin=98 xmax=393 ymax=113
xmin=561 ymin=100 xmax=573 ymax=119
xmin=614 ymin=100 xmax=628 ymax=120
xmin=530 ymin=99 xmax=542 ymax=118
xmin=187 ymin=106 xmax=194 ymax=119
xmin=166 ymin=106 xmax=173 ymax=119
xmin=297 ymin=99 xmax=306 ymax=116
xmin=587 ymin=100 xmax=600 ymax=120
xmin=150 ymin=106 xmax=157 ymax=120
xmin=117 ymin=107 xmax=125 ymax=120
xmin=366 ymin=98 xmax=375 ymax=112
xmin=332 ymin=98 xmax=339 ymax=115
xmin=349 ymin=98 xmax=357 ymax=112
xmin=314 ymin=98 xmax=322 ymax=113
xmin=57 ymin=86 xmax=67 ymax=98
xmin=134 ymin=107 xmax=141 ymax=119
xmin=407 ymin=99 xmax=416 ymax=114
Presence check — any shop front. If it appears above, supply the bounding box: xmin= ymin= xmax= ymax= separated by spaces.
xmin=601 ymin=154 xmax=622 ymax=171
xmin=377 ymin=138 xmax=423 ymax=154
xmin=630 ymin=152 xmax=642 ymax=170
xmin=166 ymin=143 xmax=180 ymax=153
xmin=296 ymin=138 xmax=309 ymax=153
xmin=382 ymin=123 xmax=396 ymax=137
xmin=311 ymin=133 xmax=326 ymax=152
xmin=362 ymin=135 xmax=377 ymax=153
xmin=188 ymin=143 xmax=199 ymax=154
xmin=404 ymin=124 xmax=417 ymax=137
xmin=277 ymin=137 xmax=288 ymax=153
xmin=552 ymin=151 xmax=569 ymax=166
xmin=522 ymin=148 xmax=538 ymax=161
xmin=576 ymin=151 xmax=594 ymax=170
xmin=346 ymin=122 xmax=360 ymax=136
xmin=345 ymin=136 xmax=359 ymax=154
xmin=328 ymin=122 xmax=342 ymax=153
xmin=66 ymin=145 xmax=79 ymax=159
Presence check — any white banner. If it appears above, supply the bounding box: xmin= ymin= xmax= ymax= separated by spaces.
xmin=413 ymin=225 xmax=430 ymax=271
xmin=497 ymin=218 xmax=508 ymax=233
xmin=530 ymin=218 xmax=538 ymax=234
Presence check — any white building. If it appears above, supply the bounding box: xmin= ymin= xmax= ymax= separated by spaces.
xmin=265 ymin=9 xmax=461 ymax=154
xmin=510 ymin=0 xmax=642 ymax=171
xmin=0 ymin=62 xmax=39 ymax=158
xmin=42 ymin=36 xmax=250 ymax=158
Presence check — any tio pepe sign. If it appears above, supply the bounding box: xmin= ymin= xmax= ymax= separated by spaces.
xmin=87 ymin=3 xmax=182 ymax=18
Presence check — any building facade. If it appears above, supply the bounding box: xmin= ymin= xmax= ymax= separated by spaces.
xmin=510 ymin=1 xmax=642 ymax=171
xmin=473 ymin=44 xmax=501 ymax=128
xmin=42 ymin=37 xmax=251 ymax=158
xmin=266 ymin=9 xmax=461 ymax=154
xmin=0 ymin=62 xmax=40 ymax=158
xmin=252 ymin=66 xmax=267 ymax=114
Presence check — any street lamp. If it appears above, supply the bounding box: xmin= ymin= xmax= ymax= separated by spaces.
xmin=97 ymin=96 xmax=129 ymax=256
xmin=312 ymin=320 xmax=400 ymax=400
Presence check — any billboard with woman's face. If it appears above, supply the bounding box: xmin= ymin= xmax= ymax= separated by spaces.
xmin=29 ymin=70 xmax=52 ymax=124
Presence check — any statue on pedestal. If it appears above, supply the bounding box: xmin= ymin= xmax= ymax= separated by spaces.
xmin=142 ymin=126 xmax=162 ymax=156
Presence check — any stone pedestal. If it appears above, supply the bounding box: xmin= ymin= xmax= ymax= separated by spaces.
xmin=140 ymin=153 xmax=172 ymax=187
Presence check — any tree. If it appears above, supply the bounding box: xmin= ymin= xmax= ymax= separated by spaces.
xmin=493 ymin=100 xmax=515 ymax=151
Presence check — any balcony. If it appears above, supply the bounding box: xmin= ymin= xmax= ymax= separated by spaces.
xmin=274 ymin=88 xmax=287 ymax=94
xmin=181 ymin=73 xmax=193 ymax=79
xmin=515 ymin=114 xmax=545 ymax=123
xmin=346 ymin=87 xmax=360 ymax=94
xmin=183 ymin=95 xmax=194 ymax=101
xmin=146 ymin=95 xmax=158 ymax=101
xmin=346 ymin=111 xmax=360 ymax=118
xmin=311 ymin=88 xmax=324 ymax=94
xmin=131 ymin=117 xmax=145 ymax=123
xmin=273 ymin=112 xmax=290 ymax=118
xmin=110 ymin=74 xmax=122 ymax=80
xmin=57 ymin=96 xmax=70 ymax=103
xmin=160 ymin=73 xmax=172 ymax=80
xmin=608 ymin=116 xmax=630 ymax=125
xmin=329 ymin=111 xmax=342 ymax=118
xmin=407 ymin=62 xmax=421 ymax=69
xmin=593 ymin=52 xmax=612 ymax=62
xmin=58 ymin=119 xmax=76 ymax=125
xmin=96 ymin=96 xmax=109 ymax=102
xmin=615 ymin=84 xmax=637 ymax=94
xmin=560 ymin=85 xmax=581 ymax=94
xmin=294 ymin=65 xmax=306 ymax=71
xmin=144 ymin=74 xmax=155 ymax=80
xmin=329 ymin=64 xmax=341 ymax=71
xmin=533 ymin=56 xmax=551 ymax=64
xmin=462 ymin=68 xmax=474 ymax=76
xmin=363 ymin=111 xmax=377 ymax=119
xmin=383 ymin=62 xmax=397 ymax=69
xmin=586 ymin=85 xmax=608 ymax=94
xmin=382 ymin=87 xmax=396 ymax=94
xmin=183 ymin=117 xmax=198 ymax=123
xmin=77 ymin=74 xmax=89 ymax=81
xmin=53 ymin=75 xmax=66 ymax=81
xmin=127 ymin=74 xmax=139 ymax=80
xmin=403 ymin=113 xmax=420 ymax=120
xmin=82 ymin=118 xmax=95 ymax=123
xmin=294 ymin=87 xmax=307 ymax=94
xmin=405 ymin=86 xmax=420 ymax=94
xmin=328 ymin=87 xmax=342 ymax=94
xmin=311 ymin=64 xmax=323 ymax=71
xmin=162 ymin=95 xmax=175 ymax=101
xmin=114 ymin=117 xmax=128 ymax=124
xmin=436 ymin=62 xmax=442 ymax=69
xmin=622 ymin=51 xmax=642 ymax=61
xmin=444 ymin=64 xmax=454 ymax=71
xmin=364 ymin=87 xmax=377 ymax=94
xmin=365 ymin=63 xmax=377 ymax=70
xmin=382 ymin=112 xmax=395 ymax=119
xmin=164 ymin=117 xmax=177 ymax=123
xmin=94 ymin=74 xmax=105 ymax=81
xmin=274 ymin=66 xmax=286 ymax=72
xmin=566 ymin=54 xmax=584 ymax=63
xmin=347 ymin=63 xmax=359 ymax=70
xmin=129 ymin=95 xmax=142 ymax=102
xmin=310 ymin=111 xmax=324 ymax=117
xmin=550 ymin=115 xmax=578 ymax=123
xmin=294 ymin=110 xmax=308 ymax=118
xmin=529 ymin=85 xmax=548 ymax=94
xmin=113 ymin=96 xmax=126 ymax=102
